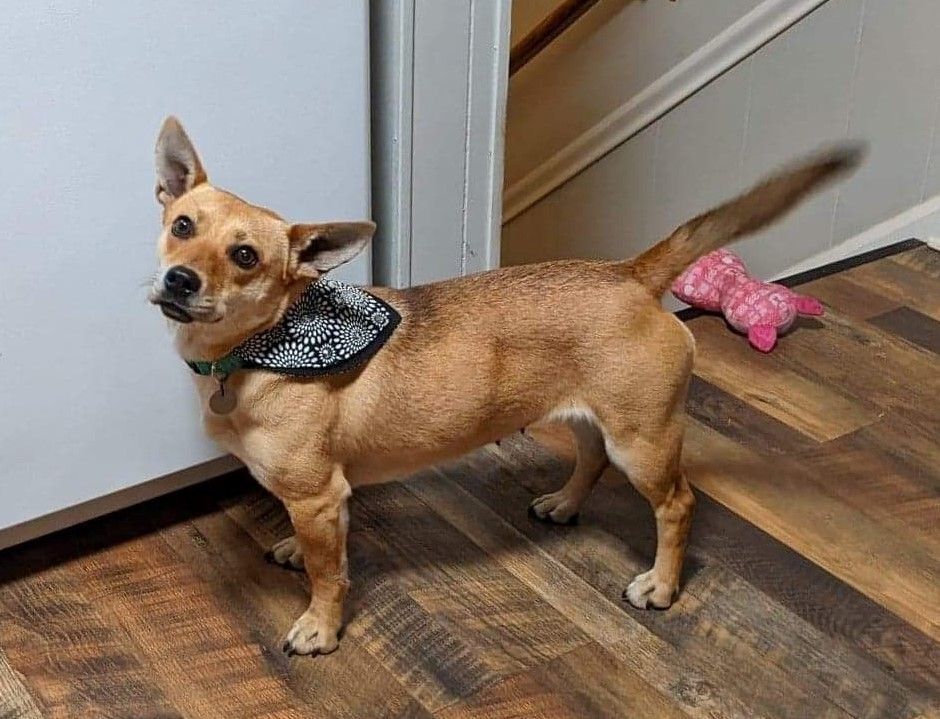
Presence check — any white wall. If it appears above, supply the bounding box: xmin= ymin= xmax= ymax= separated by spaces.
xmin=0 ymin=2 xmax=371 ymax=544
xmin=503 ymin=0 xmax=940 ymax=288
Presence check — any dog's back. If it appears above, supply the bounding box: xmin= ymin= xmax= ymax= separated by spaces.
xmin=345 ymin=144 xmax=865 ymax=485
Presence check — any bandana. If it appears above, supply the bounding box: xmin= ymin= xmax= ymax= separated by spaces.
xmin=187 ymin=279 xmax=401 ymax=378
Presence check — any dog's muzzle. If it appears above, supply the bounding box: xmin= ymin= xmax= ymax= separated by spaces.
xmin=155 ymin=265 xmax=201 ymax=323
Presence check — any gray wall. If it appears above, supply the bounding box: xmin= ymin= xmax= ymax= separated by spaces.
xmin=504 ymin=0 xmax=763 ymax=193
xmin=503 ymin=0 xmax=940 ymax=289
xmin=0 ymin=2 xmax=370 ymax=539
xmin=371 ymin=0 xmax=511 ymax=287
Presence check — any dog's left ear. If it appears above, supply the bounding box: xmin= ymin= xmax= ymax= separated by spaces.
xmin=288 ymin=221 xmax=376 ymax=279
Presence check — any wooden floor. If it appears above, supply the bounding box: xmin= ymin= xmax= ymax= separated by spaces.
xmin=1 ymin=243 xmax=938 ymax=719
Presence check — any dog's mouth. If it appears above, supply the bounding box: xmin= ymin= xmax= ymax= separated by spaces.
xmin=157 ymin=300 xmax=194 ymax=323
xmin=151 ymin=296 xmax=223 ymax=324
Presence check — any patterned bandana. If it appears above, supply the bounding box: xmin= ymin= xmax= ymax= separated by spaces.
xmin=189 ymin=280 xmax=401 ymax=378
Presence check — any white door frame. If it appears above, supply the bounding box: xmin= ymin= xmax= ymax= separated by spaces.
xmin=371 ymin=0 xmax=511 ymax=287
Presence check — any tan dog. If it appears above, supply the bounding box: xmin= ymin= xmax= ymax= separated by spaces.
xmin=150 ymin=117 xmax=860 ymax=656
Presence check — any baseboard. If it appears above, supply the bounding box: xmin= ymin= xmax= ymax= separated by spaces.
xmin=773 ymin=192 xmax=940 ymax=278
xmin=779 ymin=238 xmax=923 ymax=287
xmin=502 ymin=0 xmax=829 ymax=223
xmin=0 ymin=455 xmax=242 ymax=552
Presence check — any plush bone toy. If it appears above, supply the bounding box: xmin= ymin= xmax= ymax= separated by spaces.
xmin=672 ymin=248 xmax=824 ymax=352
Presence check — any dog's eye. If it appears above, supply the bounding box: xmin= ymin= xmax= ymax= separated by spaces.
xmin=230 ymin=244 xmax=259 ymax=269
xmin=171 ymin=215 xmax=195 ymax=239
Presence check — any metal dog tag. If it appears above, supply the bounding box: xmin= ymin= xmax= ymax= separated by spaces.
xmin=209 ymin=381 xmax=237 ymax=415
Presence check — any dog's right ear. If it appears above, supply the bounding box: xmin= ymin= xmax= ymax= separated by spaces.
xmin=155 ymin=117 xmax=208 ymax=206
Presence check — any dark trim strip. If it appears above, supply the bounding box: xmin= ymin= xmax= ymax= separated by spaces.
xmin=777 ymin=237 xmax=923 ymax=288
xmin=675 ymin=238 xmax=924 ymax=322
xmin=509 ymin=0 xmax=601 ymax=77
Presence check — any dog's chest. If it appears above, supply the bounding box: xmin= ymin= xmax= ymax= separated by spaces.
xmin=195 ymin=378 xmax=284 ymax=492
xmin=203 ymin=412 xmax=285 ymax=492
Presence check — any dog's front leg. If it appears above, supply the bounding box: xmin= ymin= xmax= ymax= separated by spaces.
xmin=280 ymin=465 xmax=351 ymax=656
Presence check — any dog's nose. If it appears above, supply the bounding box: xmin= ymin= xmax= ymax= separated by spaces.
xmin=163 ymin=265 xmax=201 ymax=298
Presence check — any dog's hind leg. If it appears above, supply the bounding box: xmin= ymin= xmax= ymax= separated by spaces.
xmin=603 ymin=418 xmax=695 ymax=609
xmin=529 ymin=418 xmax=608 ymax=524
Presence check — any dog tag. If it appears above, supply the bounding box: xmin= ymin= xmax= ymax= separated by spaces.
xmin=209 ymin=381 xmax=237 ymax=415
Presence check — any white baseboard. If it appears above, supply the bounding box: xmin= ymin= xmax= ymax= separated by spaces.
xmin=502 ymin=0 xmax=830 ymax=223
xmin=774 ymin=193 xmax=940 ymax=279
xmin=0 ymin=455 xmax=242 ymax=552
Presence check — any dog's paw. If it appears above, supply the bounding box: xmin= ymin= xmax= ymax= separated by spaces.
xmin=528 ymin=492 xmax=580 ymax=525
xmin=622 ymin=569 xmax=675 ymax=610
xmin=264 ymin=535 xmax=305 ymax=571
xmin=282 ymin=610 xmax=340 ymax=657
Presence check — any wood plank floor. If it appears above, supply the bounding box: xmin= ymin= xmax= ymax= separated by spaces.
xmin=1 ymin=243 xmax=938 ymax=719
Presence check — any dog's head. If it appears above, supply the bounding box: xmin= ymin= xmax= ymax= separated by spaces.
xmin=149 ymin=117 xmax=374 ymax=351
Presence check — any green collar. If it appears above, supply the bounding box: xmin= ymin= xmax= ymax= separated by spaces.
xmin=186 ymin=353 xmax=243 ymax=378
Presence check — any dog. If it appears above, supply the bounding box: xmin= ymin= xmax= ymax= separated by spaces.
xmin=149 ymin=117 xmax=860 ymax=656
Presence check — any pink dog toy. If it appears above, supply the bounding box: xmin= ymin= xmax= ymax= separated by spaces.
xmin=672 ymin=249 xmax=824 ymax=352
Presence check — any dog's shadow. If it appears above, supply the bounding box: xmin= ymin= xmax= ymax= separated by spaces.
xmin=0 ymin=471 xmax=261 ymax=586
xmin=341 ymin=434 xmax=706 ymax=616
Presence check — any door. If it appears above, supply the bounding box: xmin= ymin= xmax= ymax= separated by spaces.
xmin=0 ymin=2 xmax=371 ymax=545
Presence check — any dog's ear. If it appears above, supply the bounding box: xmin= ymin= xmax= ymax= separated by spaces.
xmin=288 ymin=222 xmax=375 ymax=279
xmin=155 ymin=116 xmax=208 ymax=205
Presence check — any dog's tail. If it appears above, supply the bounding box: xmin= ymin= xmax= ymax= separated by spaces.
xmin=627 ymin=144 xmax=865 ymax=297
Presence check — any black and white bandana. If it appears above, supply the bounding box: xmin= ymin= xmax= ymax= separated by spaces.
xmin=231 ymin=279 xmax=400 ymax=377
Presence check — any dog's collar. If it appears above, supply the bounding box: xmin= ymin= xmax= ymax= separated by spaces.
xmin=186 ymin=354 xmax=243 ymax=378
xmin=184 ymin=279 xmax=401 ymax=379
